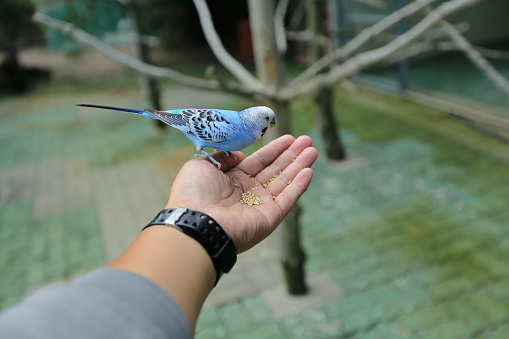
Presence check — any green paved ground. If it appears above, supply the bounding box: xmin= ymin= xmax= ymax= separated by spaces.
xmin=1 ymin=83 xmax=509 ymax=338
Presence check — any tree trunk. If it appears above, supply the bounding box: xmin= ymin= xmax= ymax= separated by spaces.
xmin=0 ymin=19 xmax=25 ymax=93
xmin=279 ymin=199 xmax=307 ymax=295
xmin=248 ymin=0 xmax=308 ymax=295
xmin=309 ymin=0 xmax=346 ymax=160
xmin=274 ymin=100 xmax=307 ymax=294
xmin=124 ymin=0 xmax=164 ymax=129
xmin=314 ymin=87 xmax=346 ymax=159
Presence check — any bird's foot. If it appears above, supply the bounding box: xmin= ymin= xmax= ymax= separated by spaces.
xmin=194 ymin=150 xmax=222 ymax=169
xmin=222 ymin=151 xmax=237 ymax=161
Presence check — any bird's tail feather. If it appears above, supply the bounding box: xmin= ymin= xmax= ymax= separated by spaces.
xmin=76 ymin=104 xmax=147 ymax=116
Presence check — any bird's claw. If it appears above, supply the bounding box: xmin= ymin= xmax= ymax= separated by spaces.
xmin=222 ymin=151 xmax=237 ymax=161
xmin=214 ymin=149 xmax=237 ymax=161
xmin=194 ymin=151 xmax=222 ymax=169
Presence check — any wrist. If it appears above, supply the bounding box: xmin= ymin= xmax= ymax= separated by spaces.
xmin=143 ymin=207 xmax=237 ymax=286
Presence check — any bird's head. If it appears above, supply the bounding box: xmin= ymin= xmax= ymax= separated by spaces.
xmin=243 ymin=106 xmax=276 ymax=139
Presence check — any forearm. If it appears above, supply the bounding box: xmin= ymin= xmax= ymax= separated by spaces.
xmin=0 ymin=269 xmax=192 ymax=339
xmin=107 ymin=225 xmax=216 ymax=330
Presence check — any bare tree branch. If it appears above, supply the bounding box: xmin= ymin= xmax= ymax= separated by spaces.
xmin=422 ymin=21 xmax=470 ymax=40
xmin=288 ymin=0 xmax=310 ymax=31
xmin=355 ymin=21 xmax=470 ymax=54
xmin=291 ymin=0 xmax=441 ymax=86
xmin=33 ymin=12 xmax=259 ymax=98
xmin=386 ymin=40 xmax=509 ymax=66
xmin=286 ymin=30 xmax=329 ymax=45
xmin=275 ymin=0 xmax=290 ymax=53
xmin=474 ymin=46 xmax=509 ymax=61
xmin=445 ymin=31 xmax=509 ymax=95
xmin=34 ymin=0 xmax=494 ymax=104
xmin=417 ymin=0 xmax=509 ymax=95
xmin=192 ymin=0 xmax=263 ymax=91
xmin=283 ymin=0 xmax=487 ymax=99
xmin=372 ymin=21 xmax=470 ymax=64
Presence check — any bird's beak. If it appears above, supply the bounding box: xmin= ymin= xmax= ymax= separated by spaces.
xmin=270 ymin=117 xmax=276 ymax=128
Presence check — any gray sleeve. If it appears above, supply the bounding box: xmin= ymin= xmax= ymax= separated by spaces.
xmin=0 ymin=268 xmax=192 ymax=339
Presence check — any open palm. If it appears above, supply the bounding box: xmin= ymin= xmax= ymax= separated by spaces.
xmin=166 ymin=135 xmax=318 ymax=253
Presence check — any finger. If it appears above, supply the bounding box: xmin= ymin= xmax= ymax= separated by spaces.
xmin=236 ymin=135 xmax=295 ymax=176
xmin=265 ymin=146 xmax=318 ymax=196
xmin=255 ymin=135 xmax=314 ymax=185
xmin=274 ymin=168 xmax=314 ymax=221
xmin=211 ymin=151 xmax=245 ymax=171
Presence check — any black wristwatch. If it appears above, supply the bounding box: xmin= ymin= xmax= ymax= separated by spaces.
xmin=142 ymin=207 xmax=237 ymax=286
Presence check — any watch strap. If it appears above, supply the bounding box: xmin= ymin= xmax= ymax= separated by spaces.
xmin=142 ymin=208 xmax=237 ymax=286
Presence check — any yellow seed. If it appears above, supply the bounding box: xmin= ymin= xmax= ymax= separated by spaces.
xmin=288 ymin=180 xmax=292 ymax=185
xmin=234 ymin=183 xmax=240 ymax=188
xmin=240 ymin=191 xmax=262 ymax=206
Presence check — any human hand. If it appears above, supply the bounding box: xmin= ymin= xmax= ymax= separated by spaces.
xmin=166 ymin=134 xmax=318 ymax=253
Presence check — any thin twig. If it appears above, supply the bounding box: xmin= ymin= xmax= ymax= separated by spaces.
xmin=33 ymin=12 xmax=257 ymax=98
xmin=275 ymin=0 xmax=290 ymax=53
xmin=283 ymin=0 xmax=487 ymax=99
xmin=192 ymin=0 xmax=263 ymax=91
xmin=286 ymin=30 xmax=329 ymax=45
xmin=474 ymin=46 xmax=509 ymax=61
xmin=288 ymin=0 xmax=310 ymax=31
xmin=417 ymin=0 xmax=509 ymax=94
xmin=291 ymin=0 xmax=441 ymax=87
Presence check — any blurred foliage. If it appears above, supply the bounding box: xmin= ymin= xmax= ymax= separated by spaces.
xmin=140 ymin=0 xmax=200 ymax=48
xmin=140 ymin=0 xmax=248 ymax=47
xmin=0 ymin=0 xmax=47 ymax=94
xmin=55 ymin=0 xmax=122 ymax=35
xmin=0 ymin=0 xmax=42 ymax=46
xmin=43 ymin=0 xmax=122 ymax=51
xmin=41 ymin=0 xmax=248 ymax=51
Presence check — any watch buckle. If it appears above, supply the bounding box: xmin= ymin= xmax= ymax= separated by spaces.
xmin=164 ymin=207 xmax=188 ymax=225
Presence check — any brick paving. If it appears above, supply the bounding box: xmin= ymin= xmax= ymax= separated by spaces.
xmin=1 ymin=84 xmax=509 ymax=338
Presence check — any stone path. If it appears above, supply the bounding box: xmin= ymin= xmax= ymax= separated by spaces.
xmin=1 ymin=83 xmax=509 ymax=338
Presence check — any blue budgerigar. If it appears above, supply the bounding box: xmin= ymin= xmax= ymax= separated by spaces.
xmin=77 ymin=104 xmax=276 ymax=169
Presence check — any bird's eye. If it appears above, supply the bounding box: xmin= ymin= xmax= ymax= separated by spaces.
xmin=265 ymin=116 xmax=269 ymax=120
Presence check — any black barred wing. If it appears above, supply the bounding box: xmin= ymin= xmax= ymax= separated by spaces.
xmin=180 ymin=109 xmax=240 ymax=144
xmin=146 ymin=108 xmax=240 ymax=143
